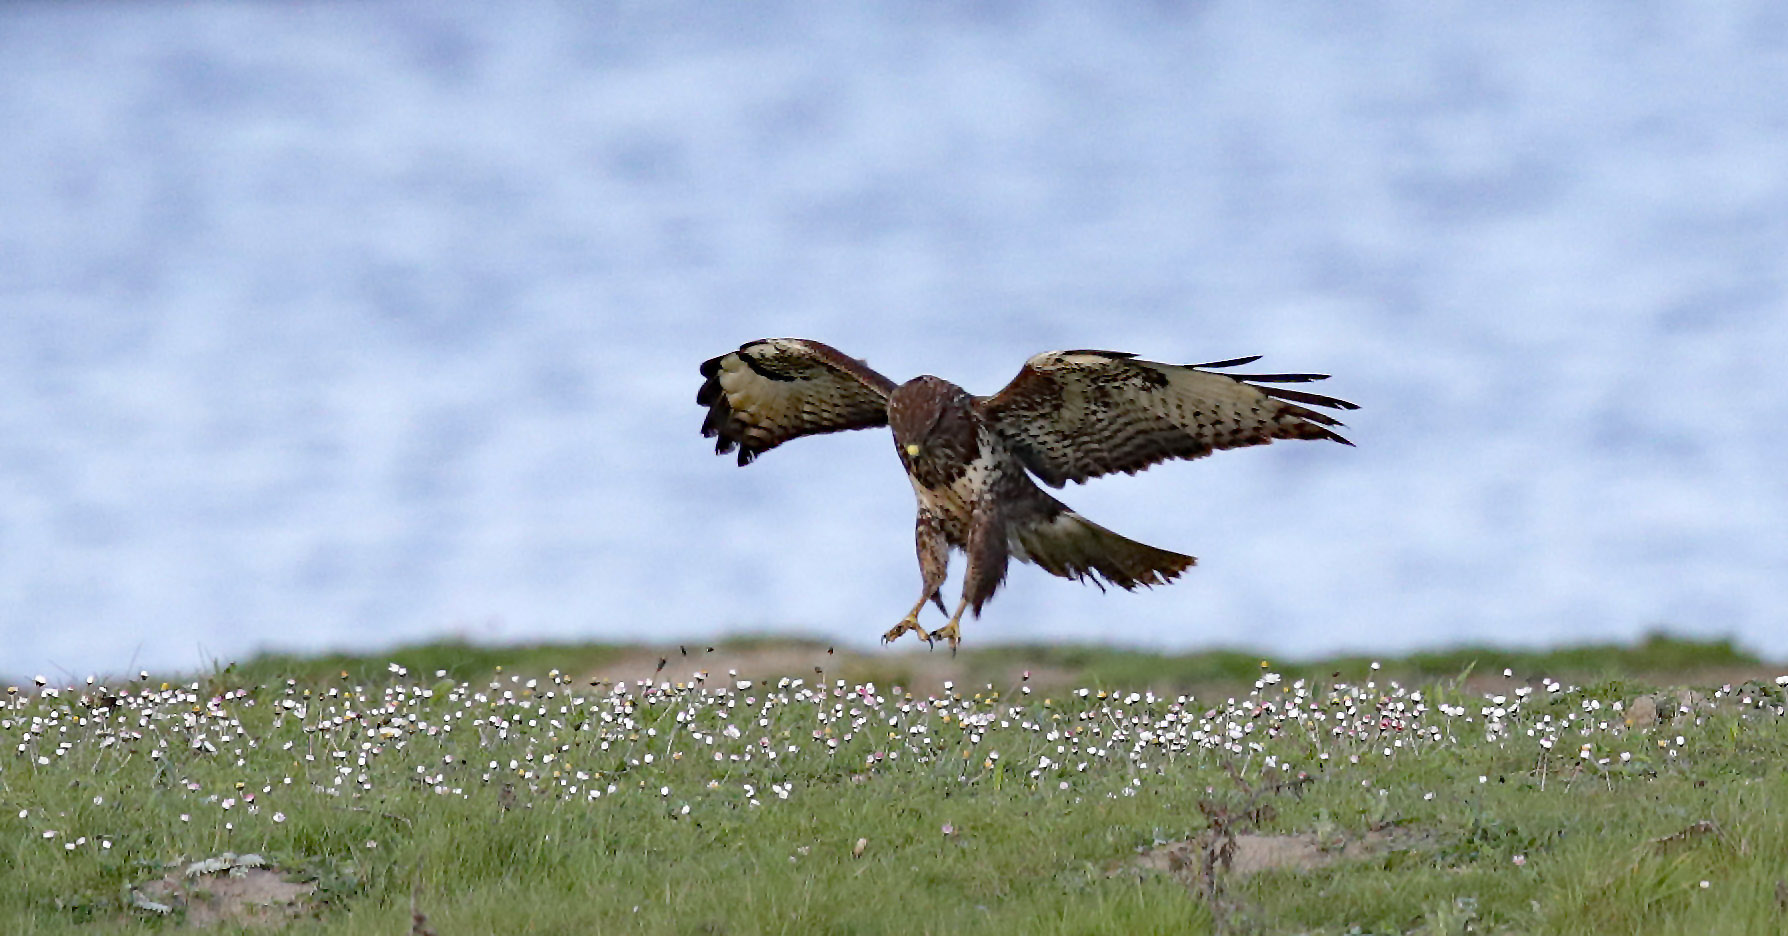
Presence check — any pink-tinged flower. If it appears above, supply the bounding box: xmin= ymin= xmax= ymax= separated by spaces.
xmin=941 ymin=823 xmax=954 ymax=835
xmin=1512 ymin=855 xmax=1526 ymax=867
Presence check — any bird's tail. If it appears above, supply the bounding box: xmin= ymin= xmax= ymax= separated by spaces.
xmin=1011 ymin=505 xmax=1195 ymax=591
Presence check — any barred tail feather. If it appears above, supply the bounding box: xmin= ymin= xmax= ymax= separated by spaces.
xmin=1012 ymin=508 xmax=1195 ymax=591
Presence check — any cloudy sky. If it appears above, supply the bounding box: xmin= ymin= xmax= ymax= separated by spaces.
xmin=2 ymin=1 xmax=1784 ymax=676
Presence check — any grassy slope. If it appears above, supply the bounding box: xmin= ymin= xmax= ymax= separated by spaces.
xmin=212 ymin=631 xmax=1764 ymax=696
xmin=3 ymin=638 xmax=1786 ymax=935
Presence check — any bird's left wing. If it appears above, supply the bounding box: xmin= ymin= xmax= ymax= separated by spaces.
xmin=979 ymin=350 xmax=1358 ymax=487
xmin=698 ymin=338 xmax=898 ymax=466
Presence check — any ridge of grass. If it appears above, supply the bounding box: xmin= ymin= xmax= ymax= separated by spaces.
xmin=963 ymin=632 xmax=1760 ymax=689
xmin=196 ymin=631 xmax=1765 ymax=694
xmin=223 ymin=639 xmax=636 ymax=687
xmin=4 ymin=637 xmax=1783 ymax=934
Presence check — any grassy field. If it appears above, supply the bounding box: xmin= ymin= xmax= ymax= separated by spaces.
xmin=4 ymin=637 xmax=1787 ymax=934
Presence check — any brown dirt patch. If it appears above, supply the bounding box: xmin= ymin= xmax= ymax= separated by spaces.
xmin=580 ymin=644 xmax=970 ymax=694
xmin=131 ymin=854 xmax=315 ymax=927
xmin=1136 ymin=827 xmax=1431 ymax=879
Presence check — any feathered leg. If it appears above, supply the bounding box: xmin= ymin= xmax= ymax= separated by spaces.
xmin=882 ymin=510 xmax=950 ymax=645
xmin=929 ymin=502 xmax=1008 ymax=652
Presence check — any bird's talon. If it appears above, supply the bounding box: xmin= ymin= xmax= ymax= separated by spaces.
xmin=881 ymin=616 xmax=929 ymax=646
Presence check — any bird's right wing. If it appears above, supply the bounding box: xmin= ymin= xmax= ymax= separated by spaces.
xmin=698 ymin=338 xmax=898 ymax=465
xmin=980 ymin=350 xmax=1357 ymax=487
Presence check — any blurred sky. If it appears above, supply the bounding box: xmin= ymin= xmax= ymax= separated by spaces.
xmin=2 ymin=1 xmax=1785 ymax=677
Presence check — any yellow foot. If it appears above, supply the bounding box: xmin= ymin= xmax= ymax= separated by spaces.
xmin=882 ymin=616 xmax=933 ymax=646
xmin=927 ymin=622 xmax=961 ymax=654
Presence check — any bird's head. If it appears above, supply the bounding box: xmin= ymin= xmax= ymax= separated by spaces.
xmin=889 ymin=376 xmax=977 ymax=467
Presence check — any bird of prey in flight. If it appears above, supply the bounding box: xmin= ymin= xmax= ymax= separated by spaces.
xmin=698 ymin=339 xmax=1356 ymax=651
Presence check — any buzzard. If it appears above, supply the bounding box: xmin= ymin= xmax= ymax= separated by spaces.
xmin=697 ymin=339 xmax=1356 ymax=650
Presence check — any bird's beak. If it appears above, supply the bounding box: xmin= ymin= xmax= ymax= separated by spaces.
xmin=905 ymin=443 xmax=922 ymax=457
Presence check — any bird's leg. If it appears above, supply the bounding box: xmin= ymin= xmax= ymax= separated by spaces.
xmin=927 ymin=502 xmax=1007 ymax=654
xmin=927 ymin=596 xmax=971 ymax=654
xmin=883 ymin=510 xmax=949 ymax=646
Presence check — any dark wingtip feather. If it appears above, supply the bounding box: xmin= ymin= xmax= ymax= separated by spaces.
xmin=1193 ymin=355 xmax=1262 ymax=369
xmin=1225 ymin=371 xmax=1330 ymax=383
xmin=1201 ymin=356 xmax=1360 ymax=410
xmin=1061 ymin=349 xmax=1138 ymax=359
xmin=1256 ymin=384 xmax=1359 ymax=412
xmin=699 ymin=353 xmax=748 ymax=461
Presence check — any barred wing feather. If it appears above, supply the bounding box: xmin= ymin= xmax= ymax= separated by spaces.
xmin=979 ymin=350 xmax=1357 ymax=487
xmin=697 ymin=338 xmax=897 ymax=465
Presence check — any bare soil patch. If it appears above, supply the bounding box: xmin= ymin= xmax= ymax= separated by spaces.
xmin=1137 ymin=827 xmax=1432 ymax=879
xmin=131 ymin=854 xmax=315 ymax=928
xmin=581 ymin=644 xmax=970 ymax=693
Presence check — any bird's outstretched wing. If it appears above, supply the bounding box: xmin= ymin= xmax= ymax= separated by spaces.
xmin=698 ymin=338 xmax=898 ymax=465
xmin=979 ymin=350 xmax=1358 ymax=487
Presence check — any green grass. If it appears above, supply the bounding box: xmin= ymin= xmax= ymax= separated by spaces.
xmin=220 ymin=639 xmax=637 ymax=688
xmin=3 ymin=639 xmax=1786 ymax=934
xmin=956 ymin=632 xmax=1761 ymax=691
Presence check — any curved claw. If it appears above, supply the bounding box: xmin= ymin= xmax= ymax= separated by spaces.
xmin=927 ymin=622 xmax=961 ymax=655
xmin=881 ymin=616 xmax=933 ymax=647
